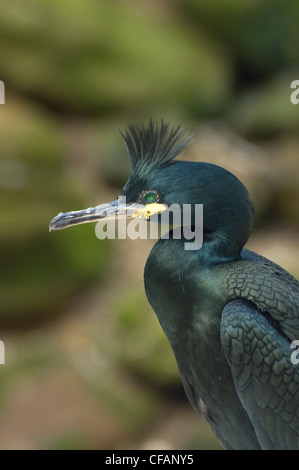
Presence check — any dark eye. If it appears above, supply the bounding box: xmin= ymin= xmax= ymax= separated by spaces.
xmin=143 ymin=190 xmax=159 ymax=203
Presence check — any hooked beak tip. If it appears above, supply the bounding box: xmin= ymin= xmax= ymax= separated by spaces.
xmin=49 ymin=213 xmax=67 ymax=231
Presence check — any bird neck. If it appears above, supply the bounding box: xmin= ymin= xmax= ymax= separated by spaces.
xmin=198 ymin=229 xmax=243 ymax=265
xmin=169 ymin=225 xmax=246 ymax=265
xmin=144 ymin=233 xmax=228 ymax=343
xmin=198 ymin=196 xmax=254 ymax=264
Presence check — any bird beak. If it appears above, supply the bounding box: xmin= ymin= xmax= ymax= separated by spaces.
xmin=49 ymin=198 xmax=168 ymax=231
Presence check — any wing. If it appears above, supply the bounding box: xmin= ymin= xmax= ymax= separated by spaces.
xmin=223 ymin=248 xmax=299 ymax=342
xmin=221 ymin=299 xmax=299 ymax=450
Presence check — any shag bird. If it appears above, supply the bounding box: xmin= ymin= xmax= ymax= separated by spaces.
xmin=50 ymin=120 xmax=299 ymax=450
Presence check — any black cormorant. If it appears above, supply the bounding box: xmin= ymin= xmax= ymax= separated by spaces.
xmin=50 ymin=120 xmax=299 ymax=450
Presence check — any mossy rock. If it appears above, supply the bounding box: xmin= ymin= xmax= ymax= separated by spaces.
xmin=0 ymin=99 xmax=110 ymax=326
xmin=181 ymin=0 xmax=299 ymax=78
xmin=0 ymin=0 xmax=231 ymax=116
xmin=227 ymin=72 xmax=299 ymax=137
xmin=101 ymin=289 xmax=180 ymax=387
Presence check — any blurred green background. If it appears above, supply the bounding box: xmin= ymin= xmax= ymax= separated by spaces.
xmin=0 ymin=0 xmax=298 ymax=450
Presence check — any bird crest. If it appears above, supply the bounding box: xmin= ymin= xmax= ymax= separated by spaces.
xmin=120 ymin=119 xmax=193 ymax=174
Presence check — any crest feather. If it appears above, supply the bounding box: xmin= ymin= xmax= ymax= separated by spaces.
xmin=120 ymin=119 xmax=193 ymax=173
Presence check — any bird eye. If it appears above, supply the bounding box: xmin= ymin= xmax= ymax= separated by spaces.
xmin=143 ymin=191 xmax=159 ymax=204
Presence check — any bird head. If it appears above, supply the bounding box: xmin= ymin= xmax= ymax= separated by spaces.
xmin=50 ymin=119 xmax=255 ymax=261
